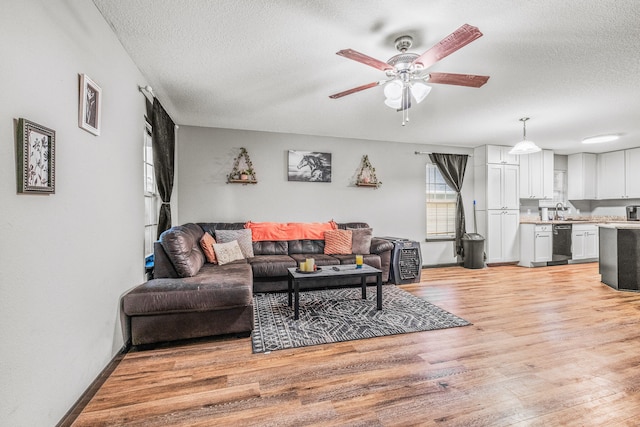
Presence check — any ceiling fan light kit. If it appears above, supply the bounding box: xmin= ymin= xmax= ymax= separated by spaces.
xmin=330 ymin=24 xmax=490 ymax=126
xmin=509 ymin=117 xmax=542 ymax=155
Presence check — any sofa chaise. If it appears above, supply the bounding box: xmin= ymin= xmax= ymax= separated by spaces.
xmin=122 ymin=221 xmax=394 ymax=346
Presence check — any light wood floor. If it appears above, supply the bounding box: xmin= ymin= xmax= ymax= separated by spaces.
xmin=71 ymin=263 xmax=640 ymax=426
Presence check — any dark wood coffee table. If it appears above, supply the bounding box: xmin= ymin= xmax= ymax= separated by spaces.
xmin=287 ymin=264 xmax=383 ymax=320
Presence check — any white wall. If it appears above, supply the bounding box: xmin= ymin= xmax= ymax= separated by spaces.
xmin=177 ymin=126 xmax=474 ymax=266
xmin=0 ymin=1 xmax=147 ymax=425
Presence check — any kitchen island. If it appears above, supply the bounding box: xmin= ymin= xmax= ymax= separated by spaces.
xmin=599 ymin=223 xmax=640 ymax=291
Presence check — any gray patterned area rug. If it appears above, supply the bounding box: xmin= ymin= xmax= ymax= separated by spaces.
xmin=251 ymin=285 xmax=471 ymax=353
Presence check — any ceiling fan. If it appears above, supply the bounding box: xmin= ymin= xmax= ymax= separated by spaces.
xmin=329 ymin=24 xmax=490 ymax=125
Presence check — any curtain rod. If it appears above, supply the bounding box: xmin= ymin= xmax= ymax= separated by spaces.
xmin=138 ymin=85 xmax=180 ymax=129
xmin=138 ymin=85 xmax=155 ymax=98
xmin=414 ymin=151 xmax=473 ymax=157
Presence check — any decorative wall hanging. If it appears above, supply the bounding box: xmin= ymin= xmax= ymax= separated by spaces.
xmin=356 ymin=154 xmax=381 ymax=188
xmin=16 ymin=118 xmax=55 ymax=194
xmin=78 ymin=73 xmax=102 ymax=136
xmin=227 ymin=147 xmax=257 ymax=184
xmin=288 ymin=150 xmax=332 ymax=183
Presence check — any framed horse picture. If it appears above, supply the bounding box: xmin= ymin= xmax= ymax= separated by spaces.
xmin=288 ymin=150 xmax=332 ymax=182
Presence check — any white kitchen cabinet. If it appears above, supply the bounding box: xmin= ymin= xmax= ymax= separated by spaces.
xmin=597 ymin=149 xmax=640 ymax=199
xmin=534 ymin=226 xmax=553 ymax=262
xmin=624 ymin=147 xmax=640 ymax=198
xmin=520 ymin=149 xmax=554 ymax=199
xmin=585 ymin=227 xmax=598 ymax=259
xmin=567 ymin=153 xmax=597 ymax=200
xmin=571 ymin=224 xmax=599 ymax=260
xmin=474 ymin=145 xmax=521 ymax=264
xmin=572 ymin=229 xmax=586 ymax=259
xmin=487 ymin=210 xmax=520 ymax=263
xmin=597 ymin=150 xmax=626 ymax=199
xmin=519 ymin=224 xmax=552 ymax=267
xmin=486 ymin=145 xmax=519 ymax=165
xmin=487 ymin=164 xmax=519 ymax=209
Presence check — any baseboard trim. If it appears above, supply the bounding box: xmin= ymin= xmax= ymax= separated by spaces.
xmin=422 ymin=262 xmax=461 ymax=269
xmin=56 ymin=343 xmax=130 ymax=427
xmin=486 ymin=262 xmax=518 ymax=267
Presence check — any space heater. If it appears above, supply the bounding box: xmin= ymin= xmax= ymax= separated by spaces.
xmin=378 ymin=237 xmax=422 ymax=284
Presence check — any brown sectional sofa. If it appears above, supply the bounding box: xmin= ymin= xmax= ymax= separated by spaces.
xmin=122 ymin=221 xmax=394 ymax=346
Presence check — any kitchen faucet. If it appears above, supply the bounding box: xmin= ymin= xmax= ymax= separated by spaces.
xmin=555 ymin=202 xmax=565 ymax=220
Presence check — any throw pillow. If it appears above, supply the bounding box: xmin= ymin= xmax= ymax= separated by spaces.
xmin=349 ymin=227 xmax=373 ymax=254
xmin=215 ymin=229 xmax=254 ymax=258
xmin=324 ymin=229 xmax=353 ymax=255
xmin=213 ymin=240 xmax=245 ymax=265
xmin=199 ymin=232 xmax=218 ymax=264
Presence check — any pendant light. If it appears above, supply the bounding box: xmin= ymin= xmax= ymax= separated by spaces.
xmin=509 ymin=117 xmax=541 ymax=155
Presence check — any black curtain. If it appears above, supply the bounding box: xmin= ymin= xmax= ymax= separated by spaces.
xmin=150 ymin=98 xmax=175 ymax=239
xmin=428 ymin=153 xmax=469 ymax=257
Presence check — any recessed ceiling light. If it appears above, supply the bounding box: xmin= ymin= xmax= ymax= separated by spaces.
xmin=582 ymin=134 xmax=620 ymax=144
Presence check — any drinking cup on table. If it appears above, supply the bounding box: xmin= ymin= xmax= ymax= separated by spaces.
xmin=355 ymin=255 xmax=363 ymax=268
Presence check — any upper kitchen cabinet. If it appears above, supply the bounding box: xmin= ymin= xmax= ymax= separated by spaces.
xmin=624 ymin=148 xmax=640 ymax=198
xmin=487 ymin=163 xmax=520 ymax=209
xmin=568 ymin=153 xmax=597 ymax=200
xmin=520 ymin=150 xmax=553 ymax=199
xmin=474 ymin=145 xmax=520 ymax=211
xmin=597 ymin=148 xmax=640 ymax=199
xmin=597 ymin=150 xmax=625 ymax=199
xmin=486 ymin=145 xmax=520 ymax=165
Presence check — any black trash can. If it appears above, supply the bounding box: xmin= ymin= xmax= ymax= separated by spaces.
xmin=462 ymin=233 xmax=485 ymax=269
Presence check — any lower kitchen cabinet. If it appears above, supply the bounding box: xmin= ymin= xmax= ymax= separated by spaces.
xmin=572 ymin=224 xmax=599 ymax=260
xmin=519 ymin=224 xmax=552 ymax=267
xmin=486 ymin=210 xmax=520 ymax=263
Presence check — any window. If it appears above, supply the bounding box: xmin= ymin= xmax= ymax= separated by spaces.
xmin=143 ymin=124 xmax=159 ymax=258
xmin=553 ymin=169 xmax=567 ymax=204
xmin=426 ymin=163 xmax=456 ymax=240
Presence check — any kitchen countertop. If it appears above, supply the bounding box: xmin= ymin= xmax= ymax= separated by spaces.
xmin=597 ymin=223 xmax=640 ymax=229
xmin=520 ymin=215 xmax=629 ymax=225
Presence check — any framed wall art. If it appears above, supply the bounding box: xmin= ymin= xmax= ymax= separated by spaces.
xmin=16 ymin=118 xmax=55 ymax=194
xmin=287 ymin=150 xmax=332 ymax=182
xmin=78 ymin=73 xmax=102 ymax=135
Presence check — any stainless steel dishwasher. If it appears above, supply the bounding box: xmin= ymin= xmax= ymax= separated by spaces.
xmin=550 ymin=223 xmax=572 ymax=265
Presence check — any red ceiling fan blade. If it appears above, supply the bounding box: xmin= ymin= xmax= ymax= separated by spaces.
xmin=413 ymin=24 xmax=483 ymax=69
xmin=336 ymin=49 xmax=393 ymax=71
xmin=329 ymin=81 xmax=381 ymax=99
xmin=428 ymin=72 xmax=490 ymax=87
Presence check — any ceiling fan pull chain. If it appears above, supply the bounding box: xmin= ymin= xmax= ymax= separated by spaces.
xmin=402 ymin=85 xmax=409 ymax=126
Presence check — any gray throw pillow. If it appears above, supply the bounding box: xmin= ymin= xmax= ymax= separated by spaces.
xmin=215 ymin=228 xmax=254 ymax=258
xmin=348 ymin=227 xmax=373 ymax=254
xmin=212 ymin=240 xmax=245 ymax=265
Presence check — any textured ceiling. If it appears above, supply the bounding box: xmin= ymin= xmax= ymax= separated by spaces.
xmin=93 ymin=0 xmax=640 ymax=154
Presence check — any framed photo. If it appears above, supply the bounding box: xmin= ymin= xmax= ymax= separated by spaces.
xmin=78 ymin=73 xmax=102 ymax=135
xmin=288 ymin=150 xmax=332 ymax=182
xmin=16 ymin=118 xmax=55 ymax=194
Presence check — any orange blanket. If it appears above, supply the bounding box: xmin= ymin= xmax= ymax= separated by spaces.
xmin=245 ymin=221 xmax=337 ymax=241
